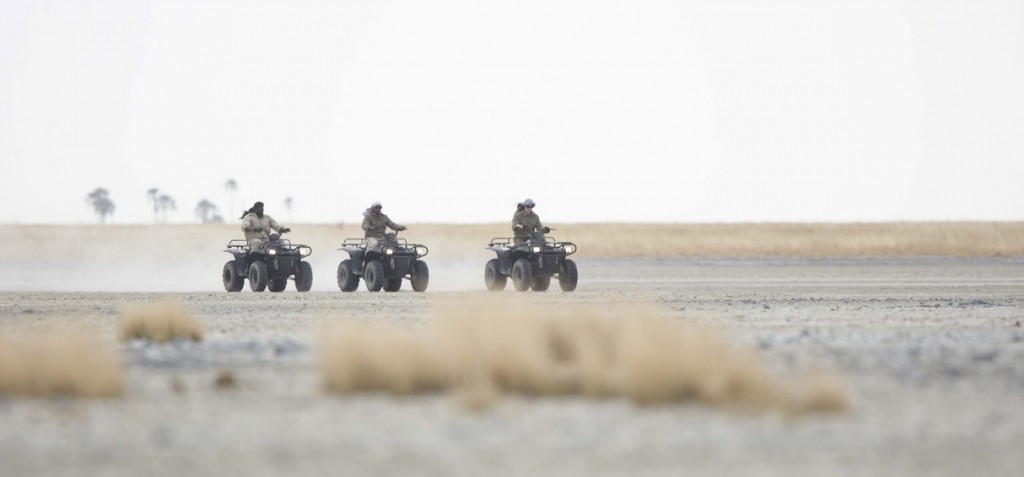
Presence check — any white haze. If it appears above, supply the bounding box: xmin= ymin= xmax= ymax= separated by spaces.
xmin=1 ymin=257 xmax=488 ymax=293
xmin=2 ymin=0 xmax=1023 ymax=225
xmin=0 ymin=223 xmax=496 ymax=292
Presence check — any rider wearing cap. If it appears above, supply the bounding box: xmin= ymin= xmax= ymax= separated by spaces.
xmin=361 ymin=201 xmax=406 ymax=249
xmin=511 ymin=198 xmax=546 ymax=247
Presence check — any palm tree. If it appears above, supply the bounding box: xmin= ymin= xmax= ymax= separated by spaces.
xmin=146 ymin=188 xmax=160 ymax=223
xmin=224 ymin=179 xmax=238 ymax=218
xmin=85 ymin=188 xmax=116 ymax=224
xmin=195 ymin=199 xmax=218 ymax=223
xmin=283 ymin=196 xmax=293 ymax=222
xmin=157 ymin=194 xmax=177 ymax=223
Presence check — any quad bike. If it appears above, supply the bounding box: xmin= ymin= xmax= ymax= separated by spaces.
xmin=336 ymin=232 xmax=429 ymax=292
xmin=485 ymin=228 xmax=578 ymax=292
xmin=222 ymin=231 xmax=313 ymax=292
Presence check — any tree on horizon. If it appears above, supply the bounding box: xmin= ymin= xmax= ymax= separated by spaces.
xmin=146 ymin=188 xmax=160 ymax=223
xmin=224 ymin=179 xmax=238 ymax=218
xmin=85 ymin=188 xmax=116 ymax=224
xmin=157 ymin=194 xmax=177 ymax=223
xmin=195 ymin=199 xmax=220 ymax=223
xmin=284 ymin=196 xmax=293 ymax=222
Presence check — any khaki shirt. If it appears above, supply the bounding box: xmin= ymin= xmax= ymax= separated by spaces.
xmin=240 ymin=213 xmax=283 ymax=244
xmin=511 ymin=209 xmax=544 ymax=241
xmin=362 ymin=209 xmax=403 ymax=238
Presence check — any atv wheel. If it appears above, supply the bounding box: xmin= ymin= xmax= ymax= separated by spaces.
xmin=364 ymin=260 xmax=385 ymax=292
xmin=511 ymin=258 xmax=533 ymax=292
xmin=484 ymin=259 xmax=506 ymax=291
xmin=531 ymin=275 xmax=551 ymax=291
xmin=295 ymin=261 xmax=313 ymax=292
xmin=411 ymin=261 xmax=429 ymax=292
xmin=384 ymin=277 xmax=403 ymax=292
xmin=223 ymin=260 xmax=244 ymax=292
xmin=268 ymin=278 xmax=287 ymax=292
xmin=559 ymin=259 xmax=578 ymax=292
xmin=337 ymin=260 xmax=359 ymax=292
xmin=249 ymin=261 xmax=268 ymax=292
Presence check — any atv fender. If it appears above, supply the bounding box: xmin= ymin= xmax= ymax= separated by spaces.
xmin=497 ymin=249 xmax=515 ymax=275
xmin=347 ymin=249 xmax=365 ymax=274
xmin=224 ymin=250 xmax=246 ymax=260
xmin=224 ymin=250 xmax=249 ymax=276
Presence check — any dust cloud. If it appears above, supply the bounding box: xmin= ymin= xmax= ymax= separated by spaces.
xmin=2 ymin=225 xmax=497 ymax=292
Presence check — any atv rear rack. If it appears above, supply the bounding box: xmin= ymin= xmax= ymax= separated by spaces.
xmin=488 ymin=237 xmax=576 ymax=255
xmin=341 ymin=237 xmax=409 ymax=247
xmin=227 ymin=238 xmax=293 ymax=247
xmin=489 ymin=237 xmax=557 ymax=247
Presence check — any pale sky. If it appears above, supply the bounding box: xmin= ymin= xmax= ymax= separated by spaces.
xmin=2 ymin=0 xmax=1023 ymax=224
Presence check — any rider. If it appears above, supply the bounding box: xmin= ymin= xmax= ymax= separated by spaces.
xmin=240 ymin=201 xmax=289 ymax=252
xmin=511 ymin=198 xmax=547 ymax=247
xmin=361 ymin=201 xmax=406 ymax=249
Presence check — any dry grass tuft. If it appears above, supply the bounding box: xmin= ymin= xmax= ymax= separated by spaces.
xmin=320 ymin=324 xmax=448 ymax=395
xmin=0 ymin=329 xmax=124 ymax=398
xmin=214 ymin=370 xmax=238 ymax=390
xmin=318 ymin=300 xmax=848 ymax=413
xmin=555 ymin=221 xmax=1024 ymax=258
xmin=795 ymin=372 xmax=851 ymax=412
xmin=118 ymin=299 xmax=203 ymax=343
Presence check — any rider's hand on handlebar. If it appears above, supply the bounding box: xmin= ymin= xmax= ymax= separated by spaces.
xmin=513 ymin=224 xmax=524 ymax=231
xmin=279 ymin=227 xmax=291 ymax=233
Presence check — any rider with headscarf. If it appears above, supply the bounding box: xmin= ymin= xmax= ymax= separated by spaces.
xmin=240 ymin=201 xmax=289 ymax=252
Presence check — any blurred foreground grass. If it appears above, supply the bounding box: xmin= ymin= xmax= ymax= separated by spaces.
xmin=0 ymin=329 xmax=124 ymax=398
xmin=319 ymin=299 xmax=848 ymax=412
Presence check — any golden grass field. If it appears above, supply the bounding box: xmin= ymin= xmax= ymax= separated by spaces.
xmin=5 ymin=221 xmax=1024 ymax=261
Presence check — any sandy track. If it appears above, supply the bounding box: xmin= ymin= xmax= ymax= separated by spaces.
xmin=2 ymin=258 xmax=1024 ymax=476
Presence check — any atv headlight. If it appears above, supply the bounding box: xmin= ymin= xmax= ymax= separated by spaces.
xmin=531 ymin=246 xmax=541 ymax=253
xmin=563 ymin=244 xmax=576 ymax=254
xmin=268 ymin=249 xmax=277 ymax=256
xmin=415 ymin=245 xmax=429 ymax=257
xmin=299 ymin=246 xmax=312 ymax=257
xmin=385 ymin=247 xmax=394 ymax=255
